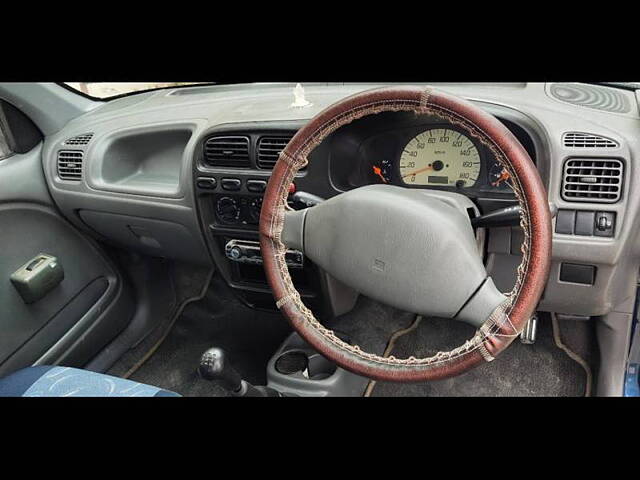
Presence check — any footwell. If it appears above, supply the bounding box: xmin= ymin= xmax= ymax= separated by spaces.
xmin=369 ymin=313 xmax=595 ymax=397
xmin=127 ymin=275 xmax=292 ymax=397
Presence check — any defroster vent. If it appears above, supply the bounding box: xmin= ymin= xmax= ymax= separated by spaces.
xmin=64 ymin=133 xmax=94 ymax=145
xmin=563 ymin=132 xmax=619 ymax=149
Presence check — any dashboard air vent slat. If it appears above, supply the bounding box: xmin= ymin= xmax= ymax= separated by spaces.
xmin=257 ymin=135 xmax=293 ymax=169
xmin=563 ymin=132 xmax=619 ymax=149
xmin=562 ymin=158 xmax=623 ymax=203
xmin=57 ymin=150 xmax=83 ymax=181
xmin=64 ymin=133 xmax=94 ymax=145
xmin=204 ymin=136 xmax=250 ymax=167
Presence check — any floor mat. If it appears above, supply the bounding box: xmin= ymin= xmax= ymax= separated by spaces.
xmin=371 ymin=314 xmax=593 ymax=397
xmin=324 ymin=296 xmax=417 ymax=357
xmin=106 ymin=263 xmax=211 ymax=378
xmin=125 ymin=275 xmax=595 ymax=397
xmin=128 ymin=275 xmax=292 ymax=397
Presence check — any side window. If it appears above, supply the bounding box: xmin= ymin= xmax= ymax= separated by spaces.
xmin=0 ymin=100 xmax=42 ymax=159
xmin=0 ymin=120 xmax=12 ymax=160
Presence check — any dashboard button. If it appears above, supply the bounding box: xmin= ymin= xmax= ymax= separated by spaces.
xmin=594 ymin=212 xmax=615 ymax=237
xmin=216 ymin=197 xmax=240 ymax=223
xmin=555 ymin=209 xmax=576 ymax=234
xmin=221 ymin=178 xmax=242 ymax=191
xmin=247 ymin=179 xmax=267 ymax=192
xmin=196 ymin=177 xmax=217 ymax=190
xmin=575 ymin=211 xmax=595 ymax=236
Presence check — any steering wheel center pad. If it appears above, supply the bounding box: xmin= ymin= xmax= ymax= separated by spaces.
xmin=283 ymin=185 xmax=506 ymax=327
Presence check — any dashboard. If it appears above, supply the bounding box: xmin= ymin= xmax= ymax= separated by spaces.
xmin=40 ymin=82 xmax=640 ymax=325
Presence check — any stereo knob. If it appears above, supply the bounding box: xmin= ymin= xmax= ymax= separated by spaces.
xmin=249 ymin=197 xmax=263 ymax=223
xmin=216 ymin=197 xmax=240 ymax=224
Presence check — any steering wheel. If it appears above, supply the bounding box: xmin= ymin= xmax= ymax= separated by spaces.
xmin=259 ymin=86 xmax=551 ymax=382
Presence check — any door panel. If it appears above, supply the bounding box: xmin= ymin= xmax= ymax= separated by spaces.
xmin=0 ymin=146 xmax=134 ymax=376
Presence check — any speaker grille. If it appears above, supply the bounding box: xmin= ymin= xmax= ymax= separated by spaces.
xmin=549 ymin=83 xmax=632 ymax=114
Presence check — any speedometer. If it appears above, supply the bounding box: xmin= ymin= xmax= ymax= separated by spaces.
xmin=399 ymin=128 xmax=480 ymax=187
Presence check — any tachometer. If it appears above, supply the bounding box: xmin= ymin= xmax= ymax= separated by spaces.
xmin=399 ymin=128 xmax=480 ymax=187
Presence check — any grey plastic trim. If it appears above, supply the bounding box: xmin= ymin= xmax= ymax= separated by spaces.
xmin=33 ymin=275 xmax=121 ymax=365
xmin=595 ymin=294 xmax=636 ymax=396
xmin=0 ymin=83 xmax=98 ymax=135
xmin=282 ymin=209 xmax=306 ymax=252
xmin=42 ymin=117 xmax=212 ymax=267
xmin=0 ymin=144 xmax=51 ymax=206
xmin=86 ymin=122 xmax=197 ymax=198
xmin=456 ymin=278 xmax=507 ymax=327
xmin=267 ymin=332 xmax=369 ymax=397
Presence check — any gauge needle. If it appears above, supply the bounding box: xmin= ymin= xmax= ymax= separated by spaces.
xmin=372 ymin=165 xmax=388 ymax=183
xmin=491 ymin=169 xmax=511 ymax=187
xmin=401 ymin=165 xmax=433 ymax=179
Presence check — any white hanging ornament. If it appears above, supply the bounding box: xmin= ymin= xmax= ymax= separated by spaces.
xmin=290 ymin=83 xmax=312 ymax=108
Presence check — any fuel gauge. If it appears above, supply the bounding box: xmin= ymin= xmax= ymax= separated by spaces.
xmin=489 ymin=162 xmax=512 ymax=191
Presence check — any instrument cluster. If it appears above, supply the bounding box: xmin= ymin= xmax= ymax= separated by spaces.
xmin=328 ymin=114 xmax=534 ymax=198
xmin=361 ymin=124 xmax=515 ymax=195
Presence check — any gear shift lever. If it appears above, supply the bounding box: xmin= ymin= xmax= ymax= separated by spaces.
xmin=198 ymin=347 xmax=281 ymax=397
xmin=198 ymin=347 xmax=243 ymax=393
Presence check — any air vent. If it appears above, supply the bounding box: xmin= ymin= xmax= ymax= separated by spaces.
xmin=57 ymin=150 xmax=83 ymax=181
xmin=562 ymin=158 xmax=623 ymax=203
xmin=563 ymin=132 xmax=619 ymax=149
xmin=203 ymin=136 xmax=250 ymax=167
xmin=64 ymin=133 xmax=93 ymax=145
xmin=257 ymin=135 xmax=293 ymax=169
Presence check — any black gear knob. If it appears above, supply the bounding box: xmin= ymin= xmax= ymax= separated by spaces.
xmin=198 ymin=347 xmax=242 ymax=393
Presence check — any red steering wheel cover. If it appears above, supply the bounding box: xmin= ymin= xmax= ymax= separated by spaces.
xmin=260 ymin=86 xmax=551 ymax=382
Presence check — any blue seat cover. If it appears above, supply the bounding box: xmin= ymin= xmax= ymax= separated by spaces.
xmin=0 ymin=366 xmax=179 ymax=397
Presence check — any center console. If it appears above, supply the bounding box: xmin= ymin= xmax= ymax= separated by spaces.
xmin=193 ymin=121 xmax=350 ymax=314
xmin=266 ymin=332 xmax=369 ymax=397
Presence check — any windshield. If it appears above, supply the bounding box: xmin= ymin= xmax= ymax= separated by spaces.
xmin=63 ymin=82 xmax=640 ymax=101
xmin=63 ymin=82 xmax=212 ymax=100
xmin=598 ymin=82 xmax=640 ymax=90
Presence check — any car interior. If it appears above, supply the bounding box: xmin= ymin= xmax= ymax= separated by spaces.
xmin=0 ymin=81 xmax=638 ymax=397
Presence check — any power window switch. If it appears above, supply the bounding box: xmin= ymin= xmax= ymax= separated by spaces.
xmin=555 ymin=209 xmax=576 ymax=234
xmin=594 ymin=212 xmax=615 ymax=237
xmin=574 ymin=211 xmax=595 ymax=236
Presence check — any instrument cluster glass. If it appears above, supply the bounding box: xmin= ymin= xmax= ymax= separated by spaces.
xmin=366 ymin=125 xmax=514 ymax=195
xmin=398 ymin=128 xmax=481 ymax=188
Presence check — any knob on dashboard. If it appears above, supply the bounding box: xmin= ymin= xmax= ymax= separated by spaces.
xmin=216 ymin=197 xmax=240 ymax=224
xmin=249 ymin=197 xmax=263 ymax=223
